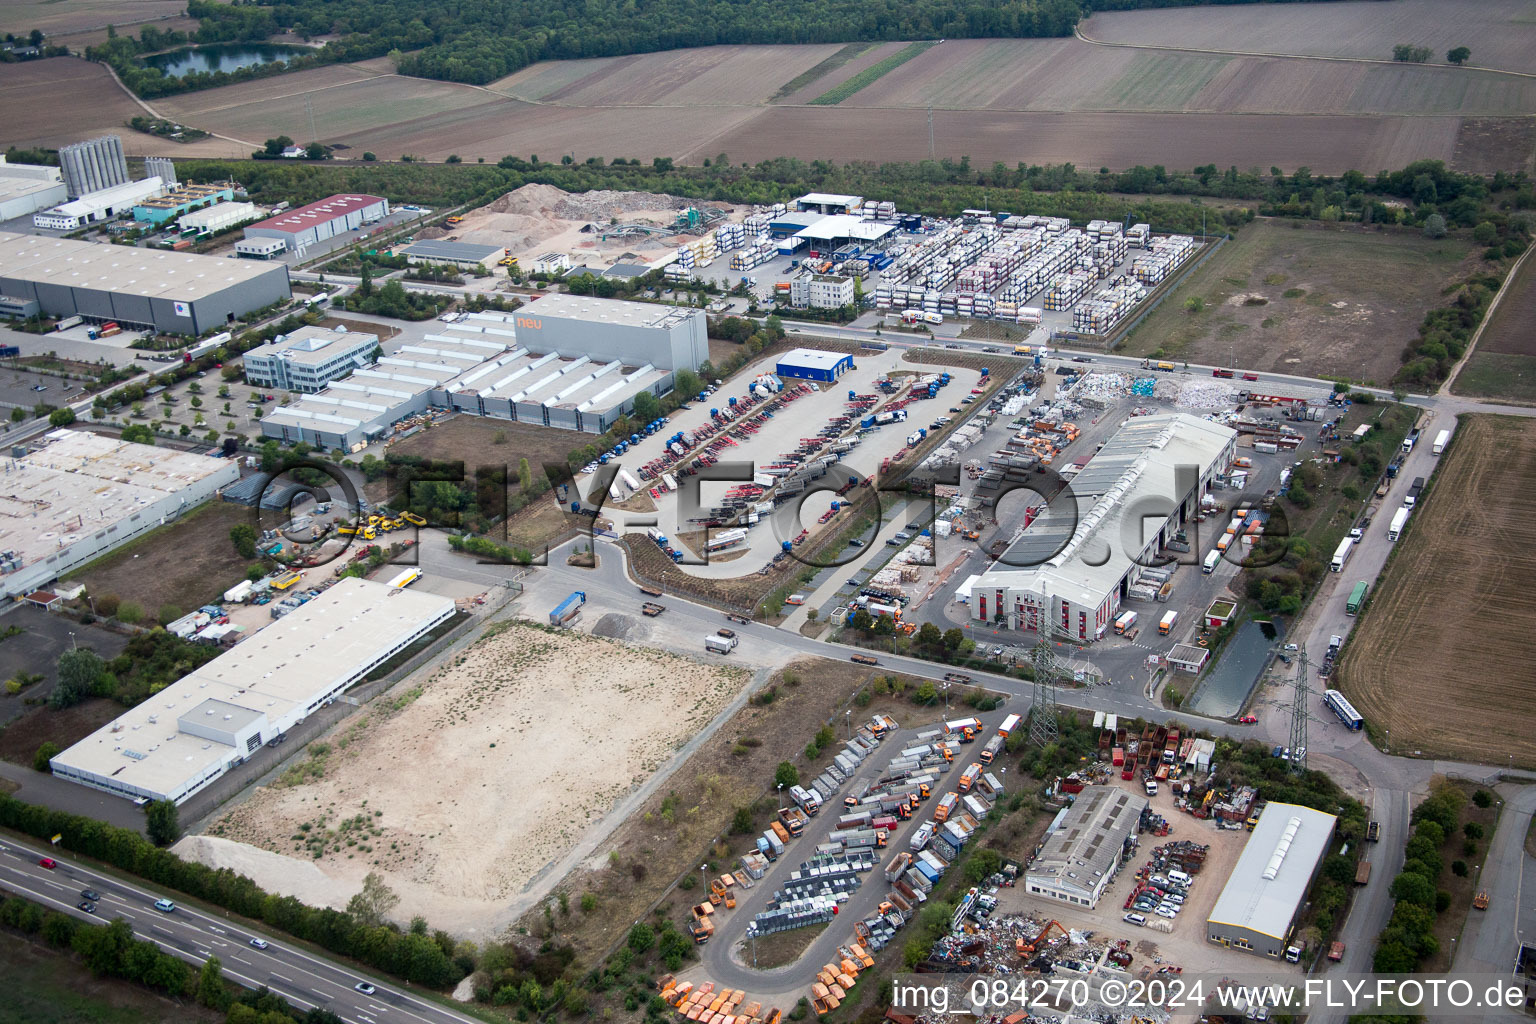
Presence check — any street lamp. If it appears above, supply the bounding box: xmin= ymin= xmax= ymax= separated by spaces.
xmin=846 ymin=709 xmax=851 ymax=739
xmin=700 ymin=864 xmax=707 ymax=892
xmin=777 ymin=783 xmax=784 ymax=809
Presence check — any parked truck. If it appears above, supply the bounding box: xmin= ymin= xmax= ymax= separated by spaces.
xmin=641 ymin=602 xmax=666 ymax=616
xmin=705 ymin=634 xmax=738 ymax=654
xmin=550 ymin=591 xmax=586 ymax=626
xmin=1432 ymin=429 xmax=1450 ymax=455
xmin=777 ymin=807 xmax=808 ymax=836
xmin=1387 ymin=506 xmax=1409 ymax=542
xmin=1405 ymin=476 xmax=1425 ymax=507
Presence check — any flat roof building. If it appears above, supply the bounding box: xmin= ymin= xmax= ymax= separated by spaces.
xmin=793 ymin=214 xmax=896 ymax=247
xmin=49 ymin=577 xmax=455 ymax=805
xmin=243 ymin=194 xmax=389 ymax=253
xmin=396 ymin=239 xmax=503 ymax=270
xmin=795 ymin=192 xmax=863 ymax=215
xmin=511 ymin=293 xmax=707 ymax=373
xmin=776 ymin=348 xmax=854 ymax=383
xmin=132 ymin=181 xmax=237 ymax=225
xmin=1207 ymin=803 xmax=1337 ymax=959
xmin=178 ymin=201 xmax=261 ymax=237
xmin=789 ymin=274 xmax=856 ymax=310
xmin=243 ymin=325 xmax=380 ymax=394
xmin=0 ymin=231 xmax=291 ymax=335
xmin=1025 ymin=785 xmax=1146 ymax=908
xmin=972 ymin=413 xmax=1237 ymax=642
xmin=32 ymin=176 xmax=166 ymax=230
xmin=0 ymin=157 xmax=67 ymax=220
xmin=0 ymin=430 xmax=239 ymax=600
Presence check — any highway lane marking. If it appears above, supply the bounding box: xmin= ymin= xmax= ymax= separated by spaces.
xmin=271 ymin=973 xmax=295 ymax=984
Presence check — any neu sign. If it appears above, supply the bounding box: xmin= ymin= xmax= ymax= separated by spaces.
xmin=516 ymin=317 xmax=542 ymax=330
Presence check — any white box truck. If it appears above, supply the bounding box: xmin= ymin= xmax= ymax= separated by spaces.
xmin=705 ymin=634 xmax=738 ymax=654
xmin=1330 ymin=536 xmax=1354 ymax=572
xmin=1387 ymin=506 xmax=1410 ymax=542
xmin=1432 ymin=429 xmax=1450 ymax=455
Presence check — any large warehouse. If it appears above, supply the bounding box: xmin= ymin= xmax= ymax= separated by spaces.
xmin=243 ymin=325 xmax=380 ymax=393
xmin=49 ymin=577 xmax=456 ymax=805
xmin=0 ymin=231 xmax=291 ymax=334
xmin=243 ymin=194 xmax=389 ymax=253
xmin=776 ymin=348 xmax=854 ymax=383
xmin=511 ymin=293 xmax=707 ymax=372
xmin=396 ymin=239 xmax=502 ymax=271
xmin=32 ymin=176 xmax=167 ymax=230
xmin=971 ymin=413 xmax=1237 ymax=642
xmin=0 ymin=431 xmax=239 ymax=600
xmin=1207 ymin=803 xmax=1337 ymax=959
xmin=1024 ymin=785 xmax=1146 ymax=909
xmin=0 ymin=156 xmax=67 ymax=219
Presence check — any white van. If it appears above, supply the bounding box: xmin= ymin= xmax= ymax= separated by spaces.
xmin=1202 ymin=550 xmax=1221 ymax=574
xmin=1168 ymin=870 xmax=1192 ymax=887
xmin=1123 ymin=913 xmax=1147 ymax=926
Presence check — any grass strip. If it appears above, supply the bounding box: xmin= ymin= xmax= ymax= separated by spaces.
xmin=808 ymin=41 xmax=936 ymax=106
xmin=772 ymin=42 xmax=876 ymax=101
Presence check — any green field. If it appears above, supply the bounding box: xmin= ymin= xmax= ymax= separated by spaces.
xmin=1451 ymin=352 xmax=1536 ymax=403
xmin=810 ymin=41 xmax=936 ymax=105
xmin=1123 ymin=221 xmax=1474 ymax=385
xmin=0 ymin=929 xmax=220 ymax=1024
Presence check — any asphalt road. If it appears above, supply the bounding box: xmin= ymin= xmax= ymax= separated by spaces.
xmin=1456 ymin=784 xmax=1536 ymax=975
xmin=0 ymin=836 xmax=481 ymax=1024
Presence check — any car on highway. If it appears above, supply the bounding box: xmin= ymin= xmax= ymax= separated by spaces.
xmin=249 ymin=938 xmax=269 ymax=950
xmin=1072 ymin=356 xmax=1092 ymax=363
xmin=78 ymin=901 xmax=97 ymax=914
xmin=354 ymin=982 xmax=376 ymax=995
xmin=31 ymin=384 xmax=47 ymax=392
xmin=80 ymin=889 xmax=99 ymax=901
xmin=153 ymin=899 xmax=176 ymax=913
xmin=38 ymin=857 xmax=56 ymax=869
xmin=1238 ymin=715 xmax=1257 ymax=724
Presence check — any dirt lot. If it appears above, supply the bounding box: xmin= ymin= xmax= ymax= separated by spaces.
xmin=1079 ymin=0 xmax=1536 ymax=76
xmin=201 ymin=620 xmax=746 ymax=940
xmin=0 ymin=608 xmax=129 ymax=729
xmin=515 ymin=657 xmax=945 ymax=965
xmin=1336 ymin=415 xmax=1536 ymax=767
xmin=1453 ymin=251 xmax=1536 ymax=403
xmin=0 ymin=698 xmax=125 ymax=768
xmin=74 ymin=500 xmax=258 ymax=614
xmin=1124 ymin=221 xmax=1476 ymax=385
xmin=366 ymin=413 xmax=581 ymax=504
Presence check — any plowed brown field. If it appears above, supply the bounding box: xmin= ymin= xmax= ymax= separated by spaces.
xmin=1336 ymin=415 xmax=1536 ymax=766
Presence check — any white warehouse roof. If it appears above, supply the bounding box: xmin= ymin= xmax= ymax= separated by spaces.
xmin=1207 ymin=802 xmax=1336 ymax=940
xmin=794 ymin=214 xmax=894 ymax=243
xmin=778 ymin=348 xmax=850 ymax=372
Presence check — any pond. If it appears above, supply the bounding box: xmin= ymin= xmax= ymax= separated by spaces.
xmin=1186 ymin=618 xmax=1284 ymax=718
xmin=144 ymin=43 xmax=309 ymax=78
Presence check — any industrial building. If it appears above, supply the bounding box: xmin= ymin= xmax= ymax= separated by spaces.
xmin=1206 ymin=803 xmax=1337 ymax=958
xmin=242 ymin=325 xmax=380 ymax=393
xmin=32 ymin=176 xmax=166 ymax=230
xmin=775 ymin=348 xmax=854 ymax=383
xmin=234 ymin=237 xmax=287 ymax=260
xmin=0 ymin=231 xmax=291 ymax=335
xmin=132 ymin=181 xmax=237 ymax=225
xmin=530 ymin=253 xmax=571 ymax=275
xmin=793 ymin=214 xmax=895 ymax=250
xmin=58 ymin=135 xmax=129 ymax=198
xmin=243 ymin=194 xmax=390 ymax=253
xmin=178 ymin=201 xmax=261 ymax=237
xmin=970 ymin=413 xmax=1237 ymax=642
xmin=0 ymin=430 xmax=240 ymax=601
xmin=396 ymin=239 xmax=502 ymax=271
xmin=511 ymin=293 xmax=707 ymax=372
xmin=789 ymin=274 xmax=856 ymax=309
xmin=0 ymin=156 xmax=67 ymax=220
xmin=48 ymin=577 xmax=456 ymax=805
xmin=1024 ymin=786 xmax=1147 ymax=908
xmin=143 ymin=157 xmax=178 ymax=188
xmin=795 ymin=192 xmax=863 ymax=215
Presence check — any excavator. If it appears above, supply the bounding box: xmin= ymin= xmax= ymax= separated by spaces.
xmin=1016 ymin=919 xmax=1069 ymax=957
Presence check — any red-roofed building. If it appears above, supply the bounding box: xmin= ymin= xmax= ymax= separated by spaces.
xmin=242 ymin=194 xmax=389 ymax=253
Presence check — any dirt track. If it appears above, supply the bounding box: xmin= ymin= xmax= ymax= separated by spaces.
xmin=1336 ymin=414 xmax=1536 ymax=766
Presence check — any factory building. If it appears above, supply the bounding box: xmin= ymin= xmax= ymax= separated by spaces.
xmin=793 ymin=214 xmax=896 ymax=251
xmin=0 ymin=231 xmax=291 ymax=335
xmin=243 ymin=194 xmax=389 ymax=253
xmin=789 ymin=274 xmax=855 ymax=310
xmin=971 ymin=413 xmax=1237 ymax=642
xmin=32 ymin=176 xmax=166 ymax=230
xmin=132 ymin=181 xmax=237 ymax=225
xmin=178 ymin=201 xmax=261 ymax=237
xmin=58 ymin=135 xmax=129 ymax=198
xmin=775 ymin=348 xmax=854 ymax=383
xmin=242 ymin=325 xmax=380 ymax=393
xmin=396 ymin=239 xmax=502 ymax=271
xmin=1025 ymin=786 xmax=1146 ymax=908
xmin=0 ymin=430 xmax=240 ymax=601
xmin=1207 ymin=803 xmax=1337 ymax=959
xmin=795 ymin=192 xmax=863 ymax=215
xmin=511 ymin=294 xmax=707 ymax=372
xmin=234 ymin=237 xmax=287 ymax=260
xmin=49 ymin=577 xmax=456 ymax=805
xmin=0 ymin=156 xmax=67 ymax=220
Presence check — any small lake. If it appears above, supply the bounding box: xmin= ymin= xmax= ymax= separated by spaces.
xmin=1186 ymin=618 xmax=1284 ymax=718
xmin=144 ymin=43 xmax=308 ymax=78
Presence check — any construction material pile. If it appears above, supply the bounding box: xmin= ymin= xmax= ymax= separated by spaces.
xmin=1156 ymin=377 xmax=1237 ymax=409
xmin=1071 ymin=371 xmax=1131 ymax=407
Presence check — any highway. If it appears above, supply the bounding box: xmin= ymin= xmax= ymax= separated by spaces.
xmin=0 ymin=836 xmax=480 ymax=1024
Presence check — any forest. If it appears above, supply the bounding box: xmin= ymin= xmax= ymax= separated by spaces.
xmin=88 ymin=0 xmax=1343 ymax=94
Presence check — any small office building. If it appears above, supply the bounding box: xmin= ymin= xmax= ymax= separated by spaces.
xmin=242 ymin=325 xmax=379 ymax=393
xmin=775 ymin=348 xmax=854 ymax=383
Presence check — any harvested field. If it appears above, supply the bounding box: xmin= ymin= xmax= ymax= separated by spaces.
xmin=1124 ymin=221 xmax=1475 ymax=385
xmin=203 ymin=620 xmax=747 ymax=938
xmin=0 ymin=0 xmax=182 ymax=37
xmin=0 ymin=58 xmax=145 ymax=153
xmin=1079 ymin=0 xmax=1536 ymax=76
xmin=519 ymin=657 xmax=942 ymax=964
xmin=1336 ymin=415 xmax=1536 ymax=767
xmin=75 ymin=500 xmax=262 ymax=614
xmin=1453 ymin=251 xmax=1536 ymax=403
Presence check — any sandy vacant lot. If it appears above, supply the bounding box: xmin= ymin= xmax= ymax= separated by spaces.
xmin=201 ymin=621 xmax=746 ymax=937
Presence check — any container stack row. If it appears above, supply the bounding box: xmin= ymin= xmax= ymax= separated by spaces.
xmin=1132 ymin=234 xmax=1195 ymax=285
xmin=1071 ymin=277 xmax=1150 ymax=334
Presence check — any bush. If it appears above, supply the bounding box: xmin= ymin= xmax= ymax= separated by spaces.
xmin=1472 ymin=790 xmax=1492 ymax=808
xmin=626 ymin=923 xmax=655 ymax=954
xmin=1451 ymin=860 xmax=1468 ymax=877
xmin=32 ymin=741 xmax=60 ymax=773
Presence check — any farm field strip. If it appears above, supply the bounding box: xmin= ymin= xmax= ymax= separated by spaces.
xmin=1337 ymin=415 xmax=1536 ymax=767
xmin=773 ymin=41 xmax=885 ymax=103
xmin=810 ymin=40 xmax=937 ymax=105
xmin=1078 ymin=0 xmax=1536 ymax=76
xmin=0 ymin=0 xmax=183 ymax=36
